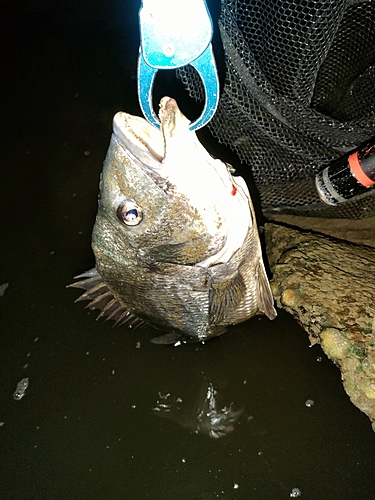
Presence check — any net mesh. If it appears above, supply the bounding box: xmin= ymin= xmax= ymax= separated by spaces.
xmin=178 ymin=0 xmax=375 ymax=218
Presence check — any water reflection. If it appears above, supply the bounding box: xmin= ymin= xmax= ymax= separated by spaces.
xmin=153 ymin=379 xmax=243 ymax=438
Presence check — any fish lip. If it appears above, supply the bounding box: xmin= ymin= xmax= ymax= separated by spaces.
xmin=112 ymin=111 xmax=164 ymax=160
xmin=112 ymin=96 xmax=184 ymax=178
xmin=112 ymin=112 xmax=169 ymax=188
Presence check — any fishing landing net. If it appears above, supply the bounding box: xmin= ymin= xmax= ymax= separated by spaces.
xmin=178 ymin=0 xmax=375 ymax=218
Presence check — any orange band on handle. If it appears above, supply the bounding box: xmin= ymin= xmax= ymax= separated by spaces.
xmin=348 ymin=152 xmax=375 ymax=187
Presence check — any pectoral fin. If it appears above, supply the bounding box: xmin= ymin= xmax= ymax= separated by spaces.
xmin=209 ymin=271 xmax=247 ymax=324
xmin=256 ymin=261 xmax=277 ymax=320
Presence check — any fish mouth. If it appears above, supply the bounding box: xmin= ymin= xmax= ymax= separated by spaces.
xmin=112 ymin=97 xmax=186 ymax=188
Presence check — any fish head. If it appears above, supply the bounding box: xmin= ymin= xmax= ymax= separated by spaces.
xmin=92 ymin=96 xmax=252 ymax=268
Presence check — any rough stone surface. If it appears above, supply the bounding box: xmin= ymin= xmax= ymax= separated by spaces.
xmin=265 ymin=214 xmax=375 ymax=248
xmin=264 ymin=221 xmax=375 ymax=431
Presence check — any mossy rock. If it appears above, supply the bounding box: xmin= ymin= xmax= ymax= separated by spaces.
xmin=265 ymin=222 xmax=375 ymax=431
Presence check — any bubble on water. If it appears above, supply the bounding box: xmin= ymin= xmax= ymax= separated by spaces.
xmin=13 ymin=378 xmax=29 ymax=401
xmin=305 ymin=399 xmax=314 ymax=407
xmin=290 ymin=487 xmax=301 ymax=497
xmin=316 ymin=356 xmax=322 ymax=362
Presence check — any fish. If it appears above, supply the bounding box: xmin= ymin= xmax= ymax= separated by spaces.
xmin=69 ymin=96 xmax=276 ymax=344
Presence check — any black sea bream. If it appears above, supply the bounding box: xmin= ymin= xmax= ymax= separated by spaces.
xmin=70 ymin=97 xmax=276 ymax=343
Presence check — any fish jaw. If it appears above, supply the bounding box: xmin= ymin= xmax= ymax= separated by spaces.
xmin=159 ymin=97 xmax=253 ymax=267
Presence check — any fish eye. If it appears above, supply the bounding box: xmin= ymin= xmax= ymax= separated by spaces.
xmin=116 ymin=200 xmax=143 ymax=226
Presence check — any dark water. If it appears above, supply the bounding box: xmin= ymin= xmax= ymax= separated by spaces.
xmin=1 ymin=1 xmax=374 ymax=499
